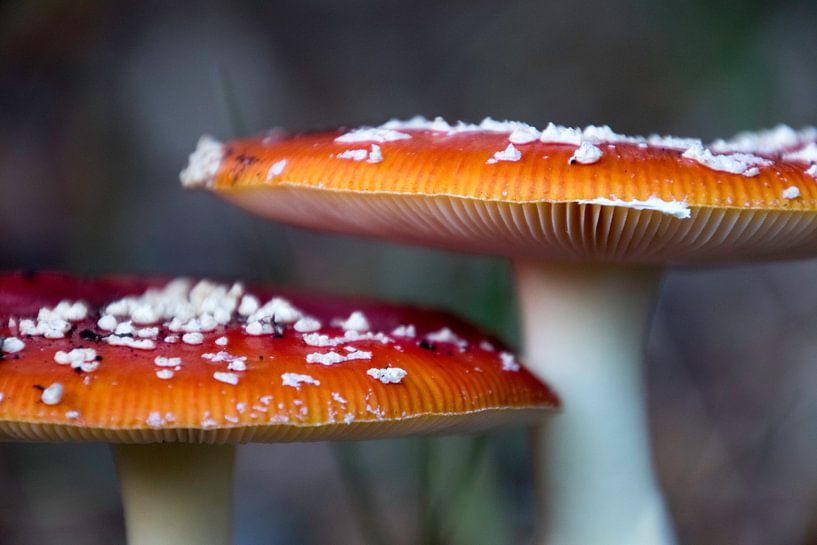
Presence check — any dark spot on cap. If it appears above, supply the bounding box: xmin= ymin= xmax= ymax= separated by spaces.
xmin=418 ymin=340 xmax=435 ymax=351
xmin=236 ymin=154 xmax=259 ymax=165
xmin=271 ymin=315 xmax=284 ymax=338
xmin=33 ymin=384 xmax=45 ymax=391
xmin=79 ymin=329 xmax=103 ymax=342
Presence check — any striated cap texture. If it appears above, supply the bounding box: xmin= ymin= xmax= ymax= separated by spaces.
xmin=183 ymin=117 xmax=817 ymax=264
xmin=0 ymin=272 xmax=557 ymax=444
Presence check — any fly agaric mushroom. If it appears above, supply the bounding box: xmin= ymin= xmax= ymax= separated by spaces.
xmin=0 ymin=271 xmax=557 ymax=545
xmin=181 ymin=117 xmax=817 ymax=545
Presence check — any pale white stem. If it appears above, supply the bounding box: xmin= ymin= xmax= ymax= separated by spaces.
xmin=515 ymin=261 xmax=676 ymax=545
xmin=114 ymin=443 xmax=235 ymax=545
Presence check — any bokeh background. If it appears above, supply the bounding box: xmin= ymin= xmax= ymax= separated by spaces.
xmin=2 ymin=1 xmax=817 ymax=543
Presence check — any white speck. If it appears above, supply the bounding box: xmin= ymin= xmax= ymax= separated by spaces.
xmin=180 ymin=135 xmax=224 ymax=188
xmin=426 ymin=327 xmax=468 ymax=349
xmin=79 ymin=360 xmax=99 ymax=373
xmin=345 ymin=350 xmax=372 ymax=361
xmin=2 ymin=337 xmax=25 ymax=354
xmin=146 ymin=411 xmax=164 ymax=427
xmin=578 ymin=195 xmax=691 ymax=219
xmin=335 ymin=127 xmax=412 ymax=143
xmin=164 ymin=335 xmax=179 ymax=344
xmin=248 ymin=297 xmax=302 ymax=324
xmin=201 ymin=416 xmax=218 ymax=428
xmin=367 ymin=367 xmax=407 ymax=384
xmin=807 ymin=165 xmax=817 ymax=179
xmin=213 ymin=371 xmax=240 ymax=385
xmin=105 ymin=335 xmax=156 ymax=350
xmin=711 ymin=125 xmax=816 ymax=154
xmin=499 ymin=351 xmax=521 ymax=372
xmin=306 ymin=351 xmax=347 ymax=366
xmin=337 ymin=311 xmax=370 ymax=332
xmin=486 ymin=143 xmax=522 ymax=164
xmin=784 ymin=143 xmax=817 ymax=164
xmin=281 ymin=372 xmax=321 ymax=389
xmin=303 ymin=330 xmax=392 ymax=347
xmin=382 ymin=116 xmax=543 ymax=141
xmin=267 ymin=159 xmax=287 ymax=180
xmin=646 ymin=134 xmax=702 ymax=150
xmin=783 ymin=186 xmax=801 ymax=200
xmin=259 ymin=395 xmax=273 ymax=405
xmin=337 ymin=148 xmax=369 ymax=161
xmin=391 ymin=325 xmax=416 ymax=337
xmin=52 ymin=300 xmax=88 ymax=321
xmin=131 ymin=305 xmax=158 ymax=324
xmin=344 ymin=413 xmax=355 ymax=424
xmin=236 ymin=402 xmax=247 ymax=413
xmin=41 ymin=383 xmax=64 ymax=405
xmin=182 ymin=332 xmax=204 ymax=345
xmin=682 ymin=142 xmax=771 ymax=177
xmin=228 ymin=360 xmax=247 ymax=372
xmin=65 ymin=410 xmax=80 ymax=420
xmin=367 ymin=144 xmax=383 ymax=164
xmin=508 ymin=124 xmax=541 ymax=144
xmin=569 ymin=142 xmax=603 ymax=165
xmin=154 ymin=356 xmax=181 ymax=367
xmin=539 ymin=122 xmax=583 ymax=145
xmin=19 ymin=307 xmax=71 ymax=338
xmin=202 ymin=351 xmax=247 ymax=371
xmin=54 ymin=348 xmax=97 ymax=371
xmin=224 ymin=415 xmax=240 ymax=424
xmin=215 ymin=336 xmax=228 ymax=346
xmin=97 ymin=315 xmax=117 ymax=331
xmin=293 ymin=317 xmax=321 ymax=332
xmin=332 ymin=392 xmax=347 ymax=404
xmin=336 ymin=144 xmax=384 ymax=164
xmin=244 ymin=321 xmax=267 ymax=336
xmin=114 ymin=321 xmax=136 ymax=336
xmin=303 ymin=333 xmax=332 ymax=346
xmin=0 ymin=393 xmax=4 ymax=404
xmin=156 ymin=369 xmax=175 ymax=380
xmin=479 ymin=340 xmax=495 ymax=352
xmin=136 ymin=327 xmax=159 ymax=339
xmin=168 ymin=315 xmax=217 ymax=333
xmin=238 ymin=295 xmax=260 ymax=316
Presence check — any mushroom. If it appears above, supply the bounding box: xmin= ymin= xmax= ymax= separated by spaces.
xmin=0 ymin=271 xmax=557 ymax=544
xmin=181 ymin=118 xmax=817 ymax=544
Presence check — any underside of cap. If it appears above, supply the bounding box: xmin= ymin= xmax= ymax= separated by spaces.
xmin=188 ymin=118 xmax=817 ymax=264
xmin=225 ymin=188 xmax=817 ymax=265
xmin=0 ymin=272 xmax=557 ymax=443
xmin=0 ymin=408 xmax=546 ymax=444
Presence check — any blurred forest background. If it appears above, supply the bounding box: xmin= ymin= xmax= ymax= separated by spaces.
xmin=2 ymin=1 xmax=817 ymax=544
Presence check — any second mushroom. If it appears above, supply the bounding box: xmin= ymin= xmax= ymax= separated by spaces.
xmin=0 ymin=271 xmax=557 ymax=544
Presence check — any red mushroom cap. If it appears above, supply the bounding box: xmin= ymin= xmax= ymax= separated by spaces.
xmin=0 ymin=272 xmax=557 ymax=443
xmin=182 ymin=118 xmax=817 ymax=264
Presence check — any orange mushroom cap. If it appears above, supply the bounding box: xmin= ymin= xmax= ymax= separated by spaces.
xmin=0 ymin=272 xmax=557 ymax=443
xmin=182 ymin=118 xmax=817 ymax=264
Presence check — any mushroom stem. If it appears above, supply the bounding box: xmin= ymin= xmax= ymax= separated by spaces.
xmin=114 ymin=443 xmax=235 ymax=545
xmin=514 ymin=261 xmax=676 ymax=545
